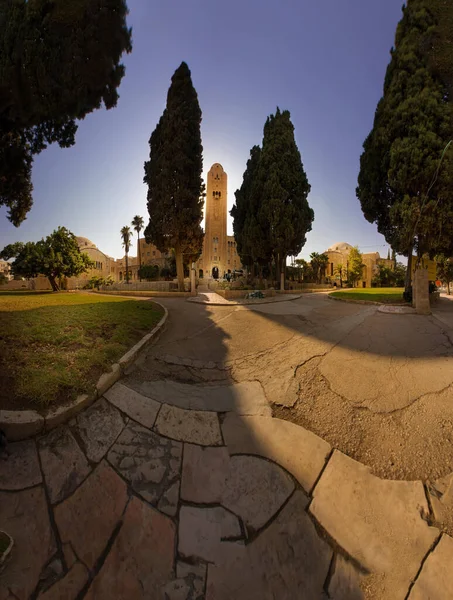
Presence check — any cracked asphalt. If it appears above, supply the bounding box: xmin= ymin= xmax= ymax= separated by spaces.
xmin=130 ymin=292 xmax=453 ymax=481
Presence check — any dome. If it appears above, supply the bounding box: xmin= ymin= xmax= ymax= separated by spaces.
xmin=327 ymin=242 xmax=353 ymax=252
xmin=76 ymin=236 xmax=97 ymax=249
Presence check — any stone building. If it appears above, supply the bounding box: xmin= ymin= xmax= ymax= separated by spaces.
xmin=325 ymin=242 xmax=394 ymax=288
xmin=196 ymin=163 xmax=242 ymax=279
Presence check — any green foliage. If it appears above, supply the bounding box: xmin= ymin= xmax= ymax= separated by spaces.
xmin=0 ymin=227 xmax=93 ymax=291
xmin=373 ymin=262 xmax=407 ymax=287
xmin=231 ymin=109 xmax=313 ymax=279
xmin=121 ymin=225 xmax=132 ymax=283
xmin=144 ymin=62 xmax=204 ymax=291
xmin=0 ymin=273 xmax=7 ymax=285
xmin=0 ymin=1 xmax=132 ymax=226
xmin=131 ymin=215 xmax=144 ymax=279
xmin=138 ymin=264 xmax=159 ymax=281
xmin=347 ymin=246 xmax=365 ymax=287
xmin=435 ymin=254 xmax=453 ymax=293
xmin=160 ymin=266 xmax=171 ymax=279
xmin=310 ymin=252 xmax=329 ymax=283
xmin=357 ymin=1 xmax=453 ymax=281
xmin=87 ymin=275 xmax=114 ymax=290
xmin=256 ymin=109 xmax=313 ymax=268
xmin=231 ymin=145 xmax=266 ymax=269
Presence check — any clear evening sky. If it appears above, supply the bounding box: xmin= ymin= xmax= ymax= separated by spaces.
xmin=0 ymin=0 xmax=403 ymax=261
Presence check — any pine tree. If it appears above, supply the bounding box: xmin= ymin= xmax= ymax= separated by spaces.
xmin=357 ymin=0 xmax=453 ymax=293
xmin=256 ymin=109 xmax=313 ymax=289
xmin=144 ymin=63 xmax=204 ymax=291
xmin=0 ymin=1 xmax=132 ymax=226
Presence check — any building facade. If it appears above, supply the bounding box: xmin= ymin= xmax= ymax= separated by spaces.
xmin=196 ymin=163 xmax=242 ymax=279
xmin=325 ymin=242 xmax=394 ymax=288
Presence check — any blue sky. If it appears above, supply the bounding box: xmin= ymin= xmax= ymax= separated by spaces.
xmin=0 ymin=0 xmax=403 ymax=260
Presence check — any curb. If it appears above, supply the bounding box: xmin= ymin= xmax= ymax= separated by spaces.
xmin=327 ymin=294 xmax=408 ymax=307
xmin=187 ymin=294 xmax=302 ymax=306
xmin=0 ymin=302 xmax=168 ymax=442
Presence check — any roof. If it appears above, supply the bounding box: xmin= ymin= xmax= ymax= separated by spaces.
xmin=327 ymin=242 xmax=353 ymax=252
xmin=76 ymin=237 xmax=97 ymax=249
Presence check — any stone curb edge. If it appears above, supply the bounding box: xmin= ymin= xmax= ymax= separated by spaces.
xmin=187 ymin=294 xmax=303 ymax=306
xmin=327 ymin=294 xmax=408 ymax=307
xmin=0 ymin=302 xmax=168 ymax=442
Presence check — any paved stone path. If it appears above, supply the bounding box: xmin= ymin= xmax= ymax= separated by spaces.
xmin=1 ymin=293 xmax=453 ymax=599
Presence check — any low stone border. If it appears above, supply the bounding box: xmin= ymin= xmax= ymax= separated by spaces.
xmin=92 ymin=290 xmax=193 ymax=298
xmin=0 ymin=303 xmax=168 ymax=442
xmin=188 ymin=293 xmax=302 ymax=306
xmin=328 ymin=293 xmax=408 ymax=307
xmin=378 ymin=305 xmax=417 ymax=315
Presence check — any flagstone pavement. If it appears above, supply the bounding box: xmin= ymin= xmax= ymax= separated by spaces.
xmin=1 ymin=293 xmax=453 ymax=599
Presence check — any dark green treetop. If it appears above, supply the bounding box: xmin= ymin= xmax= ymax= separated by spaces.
xmin=144 ymin=62 xmax=204 ymax=291
xmin=357 ymin=0 xmax=453 ymax=262
xmin=256 ymin=108 xmax=313 ymax=262
xmin=0 ymin=0 xmax=132 ymax=226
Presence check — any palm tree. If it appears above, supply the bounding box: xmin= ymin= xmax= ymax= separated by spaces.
xmin=318 ymin=253 xmax=329 ymax=283
xmin=121 ymin=226 xmax=132 ymax=283
xmin=131 ymin=215 xmax=144 ymax=281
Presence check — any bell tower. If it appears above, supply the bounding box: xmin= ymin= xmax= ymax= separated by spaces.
xmin=202 ymin=164 xmax=228 ymax=279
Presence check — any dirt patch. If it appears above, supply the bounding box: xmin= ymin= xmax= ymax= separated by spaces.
xmin=273 ymin=357 xmax=453 ymax=482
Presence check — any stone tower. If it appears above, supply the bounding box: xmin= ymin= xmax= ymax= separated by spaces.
xmin=202 ymin=163 xmax=228 ymax=278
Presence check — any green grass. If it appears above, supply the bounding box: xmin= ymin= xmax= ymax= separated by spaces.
xmin=0 ymin=291 xmax=164 ymax=410
xmin=329 ymin=287 xmax=405 ymax=304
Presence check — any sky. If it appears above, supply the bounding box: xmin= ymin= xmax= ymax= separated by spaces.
xmin=0 ymin=0 xmax=404 ymax=261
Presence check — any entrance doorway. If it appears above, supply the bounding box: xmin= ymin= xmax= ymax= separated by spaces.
xmin=212 ymin=267 xmax=219 ymax=279
xmin=199 ymin=269 xmax=203 ymax=279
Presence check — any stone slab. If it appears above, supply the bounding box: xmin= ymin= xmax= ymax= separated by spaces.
xmin=71 ymin=398 xmax=126 ymax=462
xmin=408 ymin=534 xmax=453 ymax=600
xmin=38 ymin=562 xmax=88 ymax=600
xmin=84 ymin=496 xmax=175 ymax=599
xmin=310 ymin=451 xmax=439 ymax=600
xmin=181 ymin=445 xmax=230 ymax=504
xmin=96 ymin=363 xmax=121 ymax=397
xmin=179 ymin=505 xmax=242 ymax=562
xmin=328 ymin=555 xmax=364 ymax=600
xmin=162 ymin=563 xmax=207 ymax=600
xmin=222 ymin=414 xmax=331 ymax=492
xmin=38 ymin=426 xmax=91 ymax=504
xmin=140 ymin=379 xmax=271 ymax=415
xmin=0 ymin=409 xmax=44 ymax=441
xmin=429 ymin=473 xmax=453 ymax=534
xmin=54 ymin=461 xmax=128 ymax=569
xmin=223 ymin=455 xmax=294 ymax=531
xmin=104 ymin=382 xmax=160 ymax=429
xmin=0 ymin=487 xmax=56 ymax=600
xmin=181 ymin=446 xmax=294 ymax=531
xmin=107 ymin=421 xmax=182 ymax=516
xmin=0 ymin=439 xmax=42 ymax=490
xmin=155 ymin=404 xmax=222 ymax=446
xmin=206 ymin=491 xmax=332 ymax=600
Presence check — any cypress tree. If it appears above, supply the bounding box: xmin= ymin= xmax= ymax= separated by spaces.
xmin=231 ymin=146 xmax=265 ymax=273
xmin=256 ymin=109 xmax=313 ymax=289
xmin=144 ymin=62 xmax=204 ymax=292
xmin=357 ymin=0 xmax=453 ymax=292
xmin=0 ymin=1 xmax=132 ymax=226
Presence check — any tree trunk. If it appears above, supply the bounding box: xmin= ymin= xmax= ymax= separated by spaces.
xmin=137 ymin=233 xmax=142 ymax=281
xmin=405 ymin=245 xmax=413 ymax=294
xmin=48 ymin=275 xmax=59 ymax=292
xmin=125 ymin=253 xmax=129 ymax=283
xmin=448 ymin=281 xmax=451 ymax=295
xmin=280 ymin=256 xmax=286 ymax=291
xmin=175 ymin=242 xmax=185 ymax=291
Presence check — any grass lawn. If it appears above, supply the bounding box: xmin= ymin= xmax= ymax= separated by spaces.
xmin=329 ymin=287 xmax=406 ymax=304
xmin=0 ymin=291 xmax=164 ymax=411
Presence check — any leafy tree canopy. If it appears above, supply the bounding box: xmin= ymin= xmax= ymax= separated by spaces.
xmin=144 ymin=62 xmax=204 ymax=291
xmin=357 ymin=0 xmax=453 ymax=282
xmin=347 ymin=246 xmax=365 ymax=287
xmin=0 ymin=0 xmax=132 ymax=226
xmin=0 ymin=226 xmax=93 ymax=290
